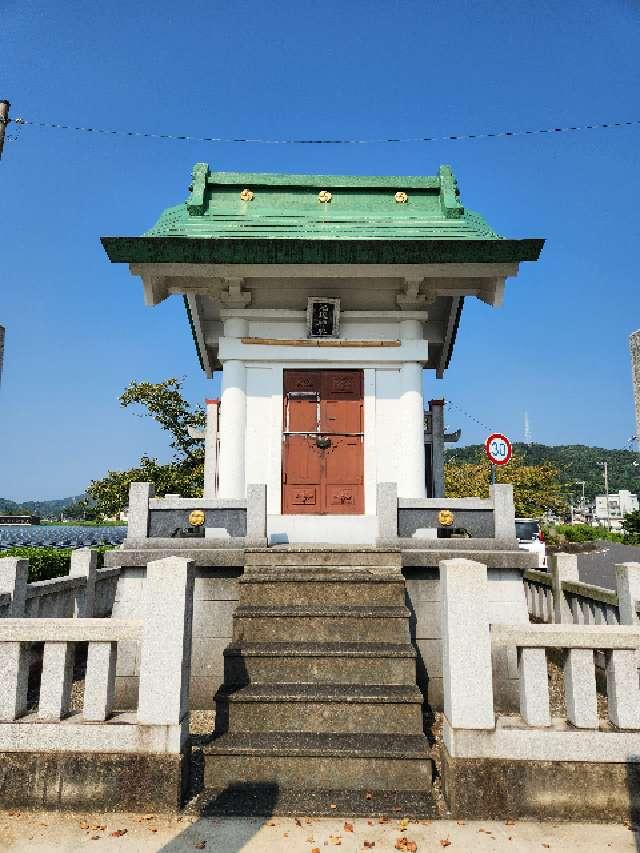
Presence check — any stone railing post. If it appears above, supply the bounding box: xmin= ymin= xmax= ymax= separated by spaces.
xmin=0 ymin=558 xmax=29 ymax=720
xmin=0 ymin=557 xmax=28 ymax=617
xmin=440 ymin=558 xmax=495 ymax=729
xmin=615 ymin=562 xmax=640 ymax=625
xmin=490 ymin=484 xmax=516 ymax=540
xmin=127 ymin=482 xmax=154 ymax=539
xmin=137 ymin=557 xmax=195 ymax=727
xmin=550 ymin=553 xmax=579 ymax=624
xmin=70 ymin=549 xmax=97 ymax=617
xmin=377 ymin=482 xmax=398 ymax=539
xmin=246 ymin=483 xmax=267 ymax=543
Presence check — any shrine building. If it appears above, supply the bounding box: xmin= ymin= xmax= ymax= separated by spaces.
xmin=102 ymin=164 xmax=542 ymax=543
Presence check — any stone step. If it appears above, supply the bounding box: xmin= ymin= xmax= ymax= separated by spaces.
xmin=238 ymin=573 xmax=406 ymax=606
xmin=217 ymin=683 xmax=424 ymax=734
xmin=203 ymin=732 xmax=433 ymax=791
xmin=223 ymin=641 xmax=417 ymax=686
xmin=245 ymin=548 xmax=402 ymax=572
xmin=232 ymin=605 xmax=411 ymax=644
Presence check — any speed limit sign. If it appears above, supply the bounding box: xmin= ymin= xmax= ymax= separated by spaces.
xmin=485 ymin=433 xmax=512 ymax=466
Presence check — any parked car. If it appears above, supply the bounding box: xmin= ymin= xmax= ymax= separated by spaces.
xmin=515 ymin=517 xmax=547 ymax=568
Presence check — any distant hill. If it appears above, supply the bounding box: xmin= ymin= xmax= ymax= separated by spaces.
xmin=0 ymin=495 xmax=85 ymax=519
xmin=445 ymin=444 xmax=640 ymax=503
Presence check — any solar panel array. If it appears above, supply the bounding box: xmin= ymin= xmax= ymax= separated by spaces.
xmin=0 ymin=525 xmax=127 ymax=550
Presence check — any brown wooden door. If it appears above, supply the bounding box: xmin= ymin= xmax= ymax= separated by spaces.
xmin=282 ymin=370 xmax=364 ymax=514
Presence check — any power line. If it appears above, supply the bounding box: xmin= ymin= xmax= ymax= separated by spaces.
xmin=8 ymin=115 xmax=640 ymax=147
xmin=445 ymin=399 xmax=494 ymax=434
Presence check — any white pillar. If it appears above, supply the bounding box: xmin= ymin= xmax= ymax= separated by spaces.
xmin=399 ymin=361 xmax=425 ymax=499
xmin=218 ymin=359 xmax=247 ymax=499
xmin=203 ymin=399 xmax=220 ymax=498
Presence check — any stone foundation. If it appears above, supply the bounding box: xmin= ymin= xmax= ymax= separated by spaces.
xmin=0 ymin=750 xmax=190 ymax=812
xmin=441 ymin=746 xmax=640 ymax=822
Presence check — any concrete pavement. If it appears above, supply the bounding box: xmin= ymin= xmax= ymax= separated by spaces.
xmin=0 ymin=811 xmax=637 ymax=852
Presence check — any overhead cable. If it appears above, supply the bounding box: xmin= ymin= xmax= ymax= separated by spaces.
xmin=8 ymin=116 xmax=640 ymax=146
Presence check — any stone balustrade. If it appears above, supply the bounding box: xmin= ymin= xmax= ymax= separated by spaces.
xmin=0 ymin=550 xmax=120 ymax=620
xmin=442 ymin=557 xmax=640 ymax=765
xmin=525 ymin=556 xmax=640 ymax=630
xmin=0 ymin=557 xmax=195 ymax=811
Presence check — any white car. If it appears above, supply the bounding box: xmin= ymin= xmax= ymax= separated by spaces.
xmin=515 ymin=518 xmax=547 ymax=568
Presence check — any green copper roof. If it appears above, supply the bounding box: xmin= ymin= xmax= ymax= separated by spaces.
xmin=101 ymin=163 xmax=544 ymax=265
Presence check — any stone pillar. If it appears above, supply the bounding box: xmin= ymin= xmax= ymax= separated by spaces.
xmin=550 ymin=553 xmax=579 ymax=624
xmin=218 ymin=360 xmax=247 ymax=499
xmin=127 ymin=482 xmax=154 ymax=540
xmin=0 ymin=557 xmax=27 ymax=616
xmin=429 ymin=399 xmax=445 ymax=499
xmin=490 ymin=484 xmax=517 ymax=540
xmin=377 ymin=482 xmax=398 ymax=539
xmin=138 ymin=557 xmax=195 ymax=726
xmin=70 ymin=548 xmax=97 ymax=618
xmin=203 ymin=398 xmax=220 ymax=498
xmin=440 ymin=558 xmax=495 ymax=729
xmin=399 ymin=362 xmax=426 ymax=499
xmin=615 ymin=562 xmax=640 ymax=625
xmin=246 ymin=483 xmax=267 ymax=543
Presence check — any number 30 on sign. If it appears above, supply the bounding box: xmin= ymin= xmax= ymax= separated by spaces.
xmin=485 ymin=433 xmax=512 ymax=466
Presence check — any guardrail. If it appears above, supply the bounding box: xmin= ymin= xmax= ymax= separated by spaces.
xmin=0 ymin=551 xmax=119 ymax=619
xmin=524 ymin=555 xmax=640 ymax=629
xmin=441 ymin=556 xmax=640 ymax=826
xmin=0 ymin=556 xmax=193 ymax=755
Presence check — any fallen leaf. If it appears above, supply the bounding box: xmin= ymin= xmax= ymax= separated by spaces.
xmin=505 ymin=820 xmax=516 ymax=826
xmin=295 ymin=818 xmax=302 ymax=827
xmin=456 ymin=820 xmax=464 ymax=825
xmin=90 ymin=837 xmax=100 ymax=842
xmin=312 ymin=848 xmax=320 ymax=853
xmin=440 ymin=841 xmax=452 ymax=849
xmin=306 ymin=836 xmax=315 ymax=843
xmin=344 ymin=822 xmax=353 ymax=833
xmin=379 ymin=815 xmax=389 ymax=824
xmin=80 ymin=822 xmax=90 ymax=830
xmin=330 ymin=804 xmax=337 ymax=810
xmin=149 ymin=828 xmax=157 ymax=833
xmin=364 ymin=843 xmax=376 ymax=850
xmin=542 ymin=846 xmax=550 ymax=850
xmin=365 ymin=792 xmax=373 ymax=800
xmin=194 ymin=843 xmax=206 ymax=851
xmin=110 ymin=829 xmax=128 ymax=837
xmin=368 ymin=820 xmax=374 ymax=825
xmin=399 ymin=817 xmax=410 ymax=831
xmin=328 ymin=834 xmax=342 ymax=846
xmin=283 ymin=832 xmax=288 ymax=837
xmin=395 ymin=839 xmax=418 ymax=852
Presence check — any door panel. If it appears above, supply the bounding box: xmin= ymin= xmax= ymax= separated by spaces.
xmin=282 ymin=370 xmax=364 ymax=515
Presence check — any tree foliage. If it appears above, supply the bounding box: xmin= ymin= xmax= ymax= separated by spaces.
xmin=87 ymin=378 xmax=205 ymax=517
xmin=445 ymin=443 xmax=640 ymax=503
xmin=445 ymin=450 xmax=567 ymax=517
xmin=623 ymin=509 xmax=640 ymax=535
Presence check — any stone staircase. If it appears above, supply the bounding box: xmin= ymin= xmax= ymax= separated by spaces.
xmin=202 ymin=548 xmax=433 ymax=814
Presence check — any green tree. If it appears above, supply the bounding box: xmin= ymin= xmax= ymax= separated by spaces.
xmin=623 ymin=509 xmax=640 ymax=535
xmin=445 ymin=451 xmax=568 ymax=517
xmin=87 ymin=378 xmax=205 ymax=517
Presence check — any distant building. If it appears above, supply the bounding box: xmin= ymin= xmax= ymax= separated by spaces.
xmin=594 ymin=489 xmax=639 ymax=530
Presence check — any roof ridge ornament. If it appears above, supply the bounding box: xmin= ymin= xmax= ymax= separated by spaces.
xmin=438 ymin=165 xmax=464 ymax=220
xmin=186 ymin=162 xmax=209 ymax=216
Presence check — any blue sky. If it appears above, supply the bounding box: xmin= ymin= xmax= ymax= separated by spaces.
xmin=1 ymin=0 xmax=640 ymax=501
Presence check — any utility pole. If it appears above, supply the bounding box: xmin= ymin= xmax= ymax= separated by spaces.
xmin=598 ymin=461 xmax=610 ymax=530
xmin=0 ymin=100 xmax=11 ymax=160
